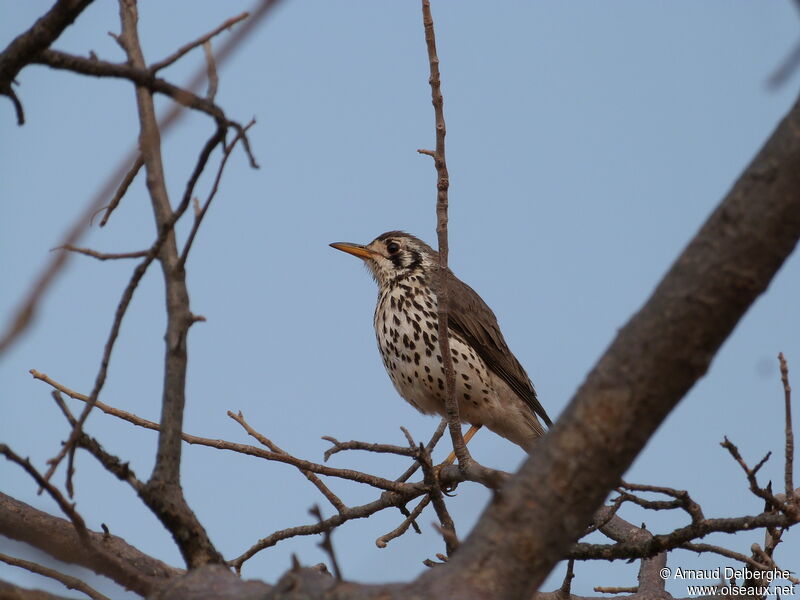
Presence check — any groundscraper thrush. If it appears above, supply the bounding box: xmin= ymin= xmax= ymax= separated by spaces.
xmin=331 ymin=231 xmax=551 ymax=453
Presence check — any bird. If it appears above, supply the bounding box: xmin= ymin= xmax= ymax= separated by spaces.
xmin=330 ymin=231 xmax=551 ymax=453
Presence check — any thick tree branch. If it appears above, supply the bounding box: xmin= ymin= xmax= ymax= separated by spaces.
xmin=0 ymin=493 xmax=178 ymax=596
xmin=421 ymin=92 xmax=800 ymax=599
xmin=0 ymin=0 xmax=95 ymax=124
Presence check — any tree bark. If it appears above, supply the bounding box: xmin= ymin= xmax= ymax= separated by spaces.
xmin=421 ymin=94 xmax=800 ymax=599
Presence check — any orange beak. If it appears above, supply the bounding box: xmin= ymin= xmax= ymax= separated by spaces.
xmin=329 ymin=242 xmax=373 ymax=260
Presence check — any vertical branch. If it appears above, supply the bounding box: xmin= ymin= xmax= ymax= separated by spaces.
xmin=778 ymin=353 xmax=795 ymax=506
xmin=420 ymin=0 xmax=469 ymax=466
xmin=117 ymin=0 xmax=222 ymax=567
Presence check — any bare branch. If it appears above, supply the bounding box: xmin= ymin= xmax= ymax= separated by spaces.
xmin=619 ymin=481 xmax=704 ymax=524
xmin=419 ymin=0 xmax=468 ymax=471
xmin=425 ymin=90 xmax=800 ymax=597
xmin=322 ymin=436 xmax=417 ymax=461
xmin=721 ymin=437 xmax=779 ymax=508
xmin=113 ymin=0 xmax=223 ymax=567
xmin=36 ymin=49 xmax=231 ymax=124
xmin=309 ymin=505 xmax=343 ymax=581
xmin=778 ymin=353 xmax=796 ymax=508
xmin=50 ymin=390 xmax=144 ymax=492
xmin=0 ymin=0 xmax=277 ymax=358
xmin=178 ymin=119 xmax=256 ymax=269
xmin=99 ymin=155 xmax=143 ymax=227
xmin=0 ymin=444 xmax=89 ymax=541
xmin=150 ymin=11 xmax=249 ymax=73
xmin=203 ymin=41 xmax=218 ymax=102
xmin=418 ymin=442 xmax=458 ymax=556
xmin=767 ymin=39 xmax=800 ymax=89
xmin=0 ymin=447 xmax=162 ymax=595
xmin=376 ymin=496 xmax=430 ymax=548
xmin=395 ymin=419 xmax=446 ymax=482
xmin=0 ymin=0 xmax=95 ymax=125
xmin=38 ymin=111 xmax=229 ymax=494
xmin=0 ymin=492 xmax=178 ymax=596
xmin=0 ymin=552 xmax=111 ymax=600
xmin=53 ymin=245 xmax=149 ymax=260
xmin=570 ymin=511 xmax=796 ymax=562
xmin=559 ymin=559 xmax=576 ymax=597
xmin=228 ymin=410 xmax=346 ymax=514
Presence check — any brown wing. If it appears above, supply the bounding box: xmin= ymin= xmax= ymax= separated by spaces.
xmin=432 ymin=268 xmax=552 ymax=427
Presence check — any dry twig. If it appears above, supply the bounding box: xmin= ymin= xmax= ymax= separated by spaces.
xmin=0 ymin=1 xmax=276 ymax=357
xmin=54 ymin=245 xmax=149 ymax=260
xmin=0 ymin=552 xmax=111 ymax=600
xmin=309 ymin=505 xmax=343 ymax=581
xmin=419 ymin=0 xmax=469 ymax=468
xmin=779 ymin=353 xmax=796 ymax=508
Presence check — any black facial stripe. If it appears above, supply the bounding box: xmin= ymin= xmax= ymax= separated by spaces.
xmin=389 ymin=252 xmax=404 ymax=269
xmin=407 ymin=250 xmax=422 ymax=272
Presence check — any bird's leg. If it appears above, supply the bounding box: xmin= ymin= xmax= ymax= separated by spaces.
xmin=442 ymin=424 xmax=481 ymax=466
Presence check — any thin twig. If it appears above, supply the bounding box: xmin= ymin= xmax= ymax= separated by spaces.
xmin=100 ymin=155 xmax=143 ymax=227
xmin=0 ymin=0 xmax=96 ymax=125
xmin=0 ymin=0 xmax=276 ymax=357
xmin=559 ymin=559 xmax=576 ymax=597
xmin=767 ymin=39 xmax=800 ymax=89
xmin=376 ymin=496 xmax=431 ymax=548
xmin=0 ymin=444 xmax=89 ymax=540
xmin=395 ymin=418 xmax=447 ymax=483
xmin=0 ymin=552 xmax=111 ymax=600
xmin=720 ymin=437 xmax=779 ymax=508
xmin=778 ymin=353 xmax=795 ymax=507
xmin=619 ymin=481 xmax=704 ymax=524
xmin=31 ymin=370 xmax=416 ymax=495
xmin=418 ymin=442 xmax=458 ymax=555
xmin=42 ymin=127 xmax=226 ymax=492
xmin=178 ymin=120 xmax=255 ymax=269
xmin=322 ymin=436 xmax=417 ymax=461
xmin=54 ymin=245 xmax=149 ymax=260
xmin=203 ymin=40 xmax=218 ymax=102
xmin=309 ymin=505 xmax=343 ymax=580
xmin=594 ymin=587 xmax=637 ymax=595
xmin=150 ymin=12 xmax=249 ymax=73
xmin=680 ymin=542 xmax=798 ymax=582
xmin=420 ymin=0 xmax=468 ymax=467
xmin=51 ymin=391 xmax=144 ymax=492
xmin=228 ymin=411 xmax=346 ymax=514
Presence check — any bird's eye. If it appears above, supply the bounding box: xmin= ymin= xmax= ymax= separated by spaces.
xmin=387 ymin=242 xmax=400 ymax=254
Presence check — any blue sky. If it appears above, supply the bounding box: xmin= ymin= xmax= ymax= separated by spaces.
xmin=1 ymin=2 xmax=799 ymax=598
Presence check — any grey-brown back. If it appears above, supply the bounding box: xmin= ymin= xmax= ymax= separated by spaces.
xmin=430 ymin=267 xmax=552 ymax=428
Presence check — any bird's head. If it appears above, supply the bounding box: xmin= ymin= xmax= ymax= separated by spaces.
xmin=330 ymin=231 xmax=437 ymax=287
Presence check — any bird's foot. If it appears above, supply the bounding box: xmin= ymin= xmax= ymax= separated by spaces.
xmin=433 ymin=461 xmax=459 ymax=495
